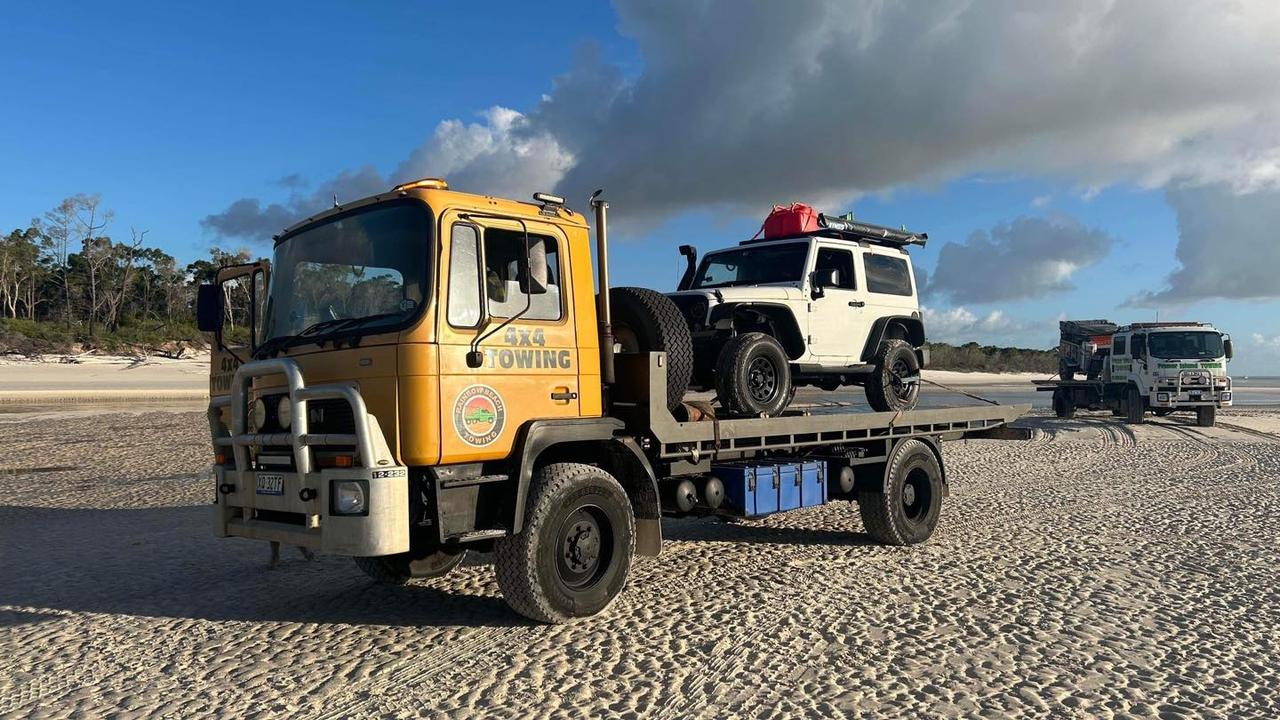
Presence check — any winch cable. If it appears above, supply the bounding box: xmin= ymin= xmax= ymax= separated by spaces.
xmin=917 ymin=377 xmax=1002 ymax=406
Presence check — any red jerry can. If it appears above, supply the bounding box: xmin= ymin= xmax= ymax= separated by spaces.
xmin=762 ymin=203 xmax=821 ymax=238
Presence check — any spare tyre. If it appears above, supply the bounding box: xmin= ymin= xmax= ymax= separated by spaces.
xmin=607 ymin=287 xmax=693 ymax=410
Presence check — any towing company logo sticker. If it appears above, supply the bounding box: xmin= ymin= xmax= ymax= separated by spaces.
xmin=453 ymin=385 xmax=506 ymax=447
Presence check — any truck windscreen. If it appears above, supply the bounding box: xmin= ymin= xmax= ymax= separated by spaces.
xmin=260 ymin=201 xmax=432 ymax=347
xmin=692 ymin=243 xmax=808 ymax=288
xmin=1148 ymin=331 xmax=1224 ymax=360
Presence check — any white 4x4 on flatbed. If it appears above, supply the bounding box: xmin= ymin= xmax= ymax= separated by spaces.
xmin=667 ymin=219 xmax=928 ymax=417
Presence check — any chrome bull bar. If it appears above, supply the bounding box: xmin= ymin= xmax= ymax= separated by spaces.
xmin=208 ymin=357 xmax=381 ymax=473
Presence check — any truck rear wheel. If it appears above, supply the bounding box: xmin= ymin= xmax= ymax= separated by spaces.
xmin=1124 ymin=385 xmax=1144 ymax=424
xmin=1052 ymin=389 xmax=1075 ymax=419
xmin=494 ymin=462 xmax=635 ymax=624
xmin=866 ymin=339 xmax=921 ymax=412
xmin=354 ymin=548 xmax=468 ymax=584
xmin=715 ymin=332 xmax=793 ymax=417
xmin=1196 ymin=406 xmax=1216 ymax=427
xmin=608 ymin=287 xmax=693 ymax=410
xmin=857 ymin=439 xmax=943 ymax=545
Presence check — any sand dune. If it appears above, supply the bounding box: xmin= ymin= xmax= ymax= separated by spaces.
xmin=1 ymin=408 xmax=1278 ymax=718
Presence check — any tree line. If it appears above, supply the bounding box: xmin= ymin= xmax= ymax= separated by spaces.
xmin=0 ymin=193 xmax=254 ymax=354
xmin=925 ymin=341 xmax=1057 ymax=374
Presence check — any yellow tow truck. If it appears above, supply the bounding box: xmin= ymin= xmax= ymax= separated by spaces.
xmin=198 ymin=178 xmax=1027 ymax=623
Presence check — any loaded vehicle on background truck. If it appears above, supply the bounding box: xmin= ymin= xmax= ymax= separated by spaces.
xmin=197 ymin=179 xmax=1027 ymax=623
xmin=667 ymin=203 xmax=929 ymax=418
xmin=1038 ymin=321 xmax=1234 ymax=427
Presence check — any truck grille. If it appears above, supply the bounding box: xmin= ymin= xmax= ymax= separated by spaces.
xmin=257 ymin=396 xmax=356 ymax=435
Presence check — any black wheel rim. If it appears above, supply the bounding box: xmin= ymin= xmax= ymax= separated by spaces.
xmin=556 ymin=505 xmax=613 ymax=590
xmin=889 ymin=358 xmax=918 ymax=402
xmin=901 ymin=467 xmax=932 ymax=524
xmin=747 ymin=356 xmax=779 ymax=403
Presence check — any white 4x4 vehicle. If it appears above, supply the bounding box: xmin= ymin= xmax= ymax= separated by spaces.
xmin=667 ymin=219 xmax=928 ymax=417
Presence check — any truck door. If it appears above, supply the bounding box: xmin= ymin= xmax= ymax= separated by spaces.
xmin=437 ymin=214 xmax=582 ymax=463
xmin=807 ymin=243 xmax=867 ymax=364
xmin=207 ymin=262 xmax=268 ymax=400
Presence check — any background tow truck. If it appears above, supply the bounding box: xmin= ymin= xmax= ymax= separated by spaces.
xmin=198 ymin=178 xmax=1029 ymax=623
xmin=1037 ymin=320 xmax=1234 ymax=427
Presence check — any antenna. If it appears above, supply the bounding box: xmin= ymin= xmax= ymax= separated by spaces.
xmin=333 ymin=193 xmax=339 ymax=208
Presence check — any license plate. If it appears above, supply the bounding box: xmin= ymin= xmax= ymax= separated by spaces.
xmin=256 ymin=473 xmax=284 ymax=495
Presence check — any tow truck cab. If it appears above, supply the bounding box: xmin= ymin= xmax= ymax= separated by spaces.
xmin=201 ymin=179 xmax=606 ymax=557
xmin=1107 ymin=323 xmax=1234 ymax=410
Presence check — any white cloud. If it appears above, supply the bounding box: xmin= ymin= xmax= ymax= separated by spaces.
xmin=922 ymin=306 xmax=1051 ymax=348
xmin=1250 ymin=333 xmax=1280 ymax=351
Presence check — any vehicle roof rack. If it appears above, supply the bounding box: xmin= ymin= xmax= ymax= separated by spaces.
xmin=1121 ymin=322 xmax=1209 ymax=330
xmin=741 ymin=217 xmax=927 ymax=249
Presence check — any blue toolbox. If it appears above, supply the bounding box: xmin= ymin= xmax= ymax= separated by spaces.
xmin=715 ymin=463 xmax=780 ymax=516
xmin=713 ymin=460 xmax=827 ymax=517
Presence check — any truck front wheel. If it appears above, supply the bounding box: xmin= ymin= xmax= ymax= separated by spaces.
xmin=1196 ymin=406 xmax=1216 ymax=427
xmin=494 ymin=463 xmax=635 ymax=624
xmin=1124 ymin=385 xmax=1145 ymax=424
xmin=857 ymin=438 xmax=943 ymax=545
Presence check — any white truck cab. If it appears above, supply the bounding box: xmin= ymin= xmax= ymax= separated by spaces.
xmin=1108 ymin=322 xmax=1233 ymax=424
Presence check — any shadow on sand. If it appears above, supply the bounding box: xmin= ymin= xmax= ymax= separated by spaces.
xmin=0 ymin=501 xmax=889 ymax=628
xmin=0 ymin=504 xmax=524 ymax=629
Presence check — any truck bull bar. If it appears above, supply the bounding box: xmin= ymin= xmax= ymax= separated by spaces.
xmin=208 ymin=357 xmax=380 ymax=474
xmin=208 ymin=357 xmax=409 ymax=556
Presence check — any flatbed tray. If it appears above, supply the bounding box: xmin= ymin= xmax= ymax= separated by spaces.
xmin=613 ymin=354 xmax=1030 ymax=462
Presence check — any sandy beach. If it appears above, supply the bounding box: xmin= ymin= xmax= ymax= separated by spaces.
xmin=1 ymin=403 xmax=1278 ymax=718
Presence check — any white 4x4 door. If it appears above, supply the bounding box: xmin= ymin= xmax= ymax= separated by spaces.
xmin=807 ymin=242 xmax=872 ymax=364
xmin=860 ymin=246 xmax=919 ymax=333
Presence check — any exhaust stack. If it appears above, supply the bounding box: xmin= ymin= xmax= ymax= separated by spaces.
xmin=590 ymin=191 xmax=615 ymax=385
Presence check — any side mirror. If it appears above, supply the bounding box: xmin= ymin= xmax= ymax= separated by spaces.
xmin=523 ymin=236 xmax=549 ymax=295
xmin=809 ymin=268 xmax=838 ymax=297
xmin=466 ymin=349 xmax=485 ymax=368
xmin=196 ymin=284 xmax=224 ymax=332
xmin=1224 ymin=337 xmax=1234 ymax=360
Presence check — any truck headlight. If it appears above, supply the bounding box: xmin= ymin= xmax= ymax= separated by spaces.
xmin=1221 ymin=392 xmax=1232 ymax=402
xmin=1157 ymin=393 xmax=1170 ymax=402
xmin=276 ymin=397 xmax=292 ymax=429
xmin=251 ymin=398 xmax=267 ymax=431
xmin=332 ymin=480 xmax=368 ymax=516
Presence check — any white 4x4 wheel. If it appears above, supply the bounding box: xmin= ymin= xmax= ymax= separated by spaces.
xmin=716 ymin=332 xmax=793 ymax=417
xmin=866 ymin=339 xmax=921 ymax=412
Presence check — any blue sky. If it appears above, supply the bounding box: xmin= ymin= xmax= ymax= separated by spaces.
xmin=3 ymin=1 xmax=1278 ymax=373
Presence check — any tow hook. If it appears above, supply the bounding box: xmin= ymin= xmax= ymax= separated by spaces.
xmin=218 ymin=483 xmax=236 ymax=495
xmin=299 ymin=488 xmax=318 ymax=502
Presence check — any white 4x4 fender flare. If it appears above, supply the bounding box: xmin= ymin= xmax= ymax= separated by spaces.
xmin=861 ymin=316 xmax=925 ymax=362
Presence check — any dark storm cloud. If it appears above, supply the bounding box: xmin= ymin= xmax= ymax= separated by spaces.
xmin=929 ymin=216 xmax=1114 ymax=304
xmin=1130 ymin=184 xmax=1280 ymax=304
xmin=204 ymin=1 xmax=1280 ymax=239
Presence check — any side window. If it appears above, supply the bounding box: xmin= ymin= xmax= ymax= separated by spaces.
xmin=447 ymin=224 xmax=482 ymax=327
xmin=864 ymin=253 xmax=913 ymax=296
xmin=814 ymin=247 xmax=856 ymax=290
xmin=1113 ymin=337 xmax=1128 ymax=356
xmin=483 ymin=229 xmax=562 ymax=321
